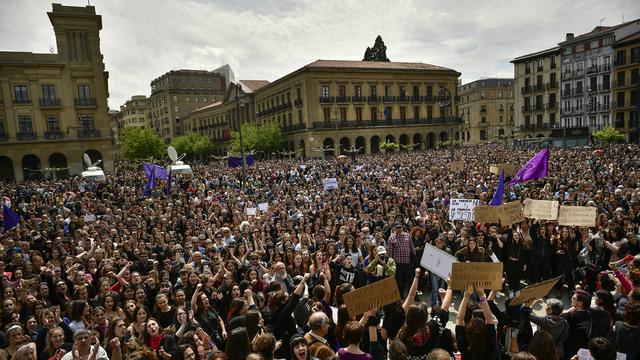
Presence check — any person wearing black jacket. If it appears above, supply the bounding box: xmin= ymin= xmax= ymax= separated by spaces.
xmin=271 ymin=273 xmax=309 ymax=360
xmin=529 ymin=221 xmax=554 ymax=284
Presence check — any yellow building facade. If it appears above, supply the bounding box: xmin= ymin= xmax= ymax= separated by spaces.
xmin=0 ymin=4 xmax=113 ymax=181
xmin=254 ymin=60 xmax=462 ymax=157
xmin=458 ymin=78 xmax=515 ymax=143
xmin=612 ymin=31 xmax=640 ymax=142
xmin=511 ymin=47 xmax=560 ymax=140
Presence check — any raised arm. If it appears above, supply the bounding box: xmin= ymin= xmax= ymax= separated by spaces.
xmin=441 ymin=277 xmax=453 ymax=311
xmin=191 ymin=284 xmax=202 ymax=312
xmin=402 ymin=268 xmax=421 ymax=314
xmin=474 ymin=283 xmax=496 ymax=324
xmin=456 ymin=284 xmax=474 ymax=326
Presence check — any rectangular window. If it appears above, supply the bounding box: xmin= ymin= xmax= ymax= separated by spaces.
xmin=631 ymin=47 xmax=640 ymax=63
xmin=412 ymin=85 xmax=420 ymax=97
xmin=400 ymin=106 xmax=406 ymax=120
xmin=18 ymin=115 xmax=33 ymax=133
xmin=173 ymin=96 xmax=178 ymax=102
xmin=339 ymin=107 xmax=347 ymax=120
xmin=46 ymin=115 xmax=60 ymax=132
xmin=298 ymin=109 xmax=303 ymax=124
xmin=413 ymin=106 xmax=420 ymax=120
xmin=323 ymin=108 xmax=330 ymax=122
xmin=355 ymin=86 xmax=362 ymax=97
xmin=14 ymin=85 xmax=29 ymax=102
xmin=338 ymin=85 xmax=346 ymax=97
xmin=0 ymin=118 xmax=5 ymax=135
xmin=371 ymin=106 xmax=378 ymax=121
xmin=616 ymin=50 xmax=626 ymax=66
xmin=426 ymin=86 xmax=433 ymax=97
xmin=174 ymin=106 xmax=179 ymax=113
xmin=42 ymin=85 xmax=56 ymax=100
xmin=370 ymin=85 xmax=377 ymax=97
xmin=384 ymin=85 xmax=392 ymax=97
xmin=78 ymin=85 xmax=91 ymax=100
xmin=78 ymin=114 xmax=95 ymax=130
xmin=356 ymin=107 xmax=362 ymax=121
xmin=427 ymin=106 xmax=433 ymax=120
xmin=399 ymin=86 xmax=406 ymax=97
xmin=322 ymin=85 xmax=330 ymax=98
xmin=296 ymin=87 xmax=302 ymax=99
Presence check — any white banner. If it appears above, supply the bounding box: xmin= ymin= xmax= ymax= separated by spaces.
xmin=258 ymin=203 xmax=269 ymax=212
xmin=245 ymin=207 xmax=257 ymax=216
xmin=449 ymin=199 xmax=480 ymax=221
xmin=323 ymin=178 xmax=338 ymax=191
xmin=420 ymin=243 xmax=458 ymax=280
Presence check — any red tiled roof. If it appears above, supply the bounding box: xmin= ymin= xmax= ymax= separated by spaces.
xmin=615 ymin=30 xmax=640 ymax=46
xmin=239 ymin=80 xmax=270 ymax=92
xmin=304 ymin=60 xmax=456 ymax=72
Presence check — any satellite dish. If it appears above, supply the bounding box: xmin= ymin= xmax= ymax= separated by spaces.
xmin=83 ymin=153 xmax=92 ymax=168
xmin=167 ymin=146 xmax=178 ymax=162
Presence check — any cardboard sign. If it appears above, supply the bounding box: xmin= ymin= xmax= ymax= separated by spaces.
xmin=449 ymin=161 xmax=464 ymax=172
xmin=558 ymin=206 xmax=596 ymax=227
xmin=451 ymin=262 xmax=503 ymax=290
xmin=245 ymin=207 xmax=257 ymax=216
xmin=449 ymin=199 xmax=480 ymax=221
xmin=258 ymin=203 xmax=269 ymax=212
xmin=474 ymin=205 xmax=501 ymax=224
xmin=322 ymin=178 xmax=338 ymax=191
xmin=499 ymin=201 xmax=526 ymax=226
xmin=523 ymin=199 xmax=558 ymax=220
xmin=510 ymin=276 xmax=562 ymax=306
xmin=489 ymin=163 xmax=519 ymax=177
xmin=343 ymin=276 xmax=401 ymax=317
xmin=420 ymin=243 xmax=458 ymax=280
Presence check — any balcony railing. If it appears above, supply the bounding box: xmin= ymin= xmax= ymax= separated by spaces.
xmin=547 ymin=103 xmax=558 ymax=110
xmin=575 ymin=87 xmax=584 ymax=95
xmin=319 ymin=96 xmax=334 ymax=104
xmin=336 ymin=96 xmax=349 ymax=103
xmin=521 ymin=86 xmax=532 ymax=94
xmin=382 ymin=95 xmax=395 ymax=103
xmin=480 ymin=108 xmax=487 ymax=113
xmin=587 ymin=66 xmax=599 ymax=74
xmin=599 ymin=64 xmax=611 ymax=73
xmin=411 ymin=95 xmax=421 ymax=102
xmin=17 ymin=132 xmax=37 ymax=140
xmin=78 ymin=128 xmax=101 ymax=138
xmin=294 ymin=98 xmax=303 ymax=107
xmin=397 ymin=95 xmax=409 ymax=102
xmin=588 ymin=85 xmax=598 ymax=93
xmin=424 ymin=95 xmax=436 ymax=103
xmin=367 ymin=95 xmax=380 ymax=103
xmin=39 ymin=98 xmax=61 ymax=107
xmin=311 ymin=116 xmax=462 ymax=130
xmin=13 ymin=98 xmax=32 ymax=104
xmin=520 ymin=123 xmax=549 ymax=131
xmin=561 ymin=107 xmax=573 ymax=115
xmin=44 ymin=131 xmax=63 ymax=139
xmin=351 ymin=96 xmax=366 ymax=103
xmin=547 ymin=82 xmax=558 ymax=89
xmin=0 ymin=133 xmax=8 ymax=141
xmin=562 ymin=89 xmax=571 ymax=96
xmin=282 ymin=123 xmax=306 ymax=133
xmin=522 ymin=105 xmax=532 ymax=113
xmin=535 ymin=83 xmax=545 ymax=91
xmin=561 ymin=72 xmax=573 ymax=80
xmin=74 ymin=98 xmax=96 ymax=107
xmin=534 ymin=104 xmax=544 ymax=111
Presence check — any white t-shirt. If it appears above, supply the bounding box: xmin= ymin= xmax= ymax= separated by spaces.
xmin=61 ymin=346 xmax=108 ymax=360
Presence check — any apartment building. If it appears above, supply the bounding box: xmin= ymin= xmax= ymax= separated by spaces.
xmin=458 ymin=78 xmax=515 ymax=143
xmin=0 ymin=4 xmax=112 ymax=181
xmin=612 ymin=31 xmax=640 ymax=142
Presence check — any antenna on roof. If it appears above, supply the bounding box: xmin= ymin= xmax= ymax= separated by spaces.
xmin=622 ymin=15 xmax=625 ymax=23
xmin=600 ymin=18 xmax=607 ymax=26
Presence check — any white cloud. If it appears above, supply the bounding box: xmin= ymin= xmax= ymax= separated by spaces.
xmin=1 ymin=0 xmax=638 ymax=108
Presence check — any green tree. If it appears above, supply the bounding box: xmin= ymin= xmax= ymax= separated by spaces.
xmin=363 ymin=35 xmax=390 ymax=62
xmin=379 ymin=140 xmax=399 ymax=152
xmin=592 ymin=127 xmax=626 ymax=143
xmin=120 ymin=127 xmax=166 ymax=161
xmin=230 ymin=120 xmax=286 ymax=156
xmin=172 ymin=132 xmax=214 ymax=160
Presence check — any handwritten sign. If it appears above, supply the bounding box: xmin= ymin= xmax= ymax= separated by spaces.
xmin=558 ymin=206 xmax=596 ymax=227
xmin=343 ymin=276 xmax=401 ymax=317
xmin=499 ymin=201 xmax=526 ymax=226
xmin=245 ymin=207 xmax=257 ymax=216
xmin=449 ymin=161 xmax=464 ymax=172
xmin=489 ymin=163 xmax=519 ymax=177
xmin=451 ymin=262 xmax=503 ymax=290
xmin=420 ymin=243 xmax=458 ymax=280
xmin=258 ymin=203 xmax=269 ymax=212
xmin=322 ymin=178 xmax=338 ymax=191
xmin=510 ymin=276 xmax=562 ymax=306
xmin=449 ymin=199 xmax=480 ymax=221
xmin=523 ymin=199 xmax=558 ymax=220
xmin=474 ymin=205 xmax=501 ymax=224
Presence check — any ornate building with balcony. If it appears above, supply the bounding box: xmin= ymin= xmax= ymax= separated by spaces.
xmin=612 ymin=31 xmax=640 ymax=142
xmin=558 ymin=20 xmax=640 ymax=132
xmin=253 ymin=60 xmax=461 ymax=157
xmin=182 ymin=80 xmax=268 ymax=155
xmin=147 ymin=69 xmax=227 ymax=143
xmin=458 ymin=78 xmax=514 ymax=143
xmin=511 ymin=47 xmax=560 ymax=140
xmin=0 ymin=4 xmax=112 ymax=181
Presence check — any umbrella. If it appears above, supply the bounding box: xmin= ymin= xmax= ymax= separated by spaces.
xmin=592 ymin=149 xmax=604 ymax=155
xmin=336 ymin=155 xmax=348 ymax=162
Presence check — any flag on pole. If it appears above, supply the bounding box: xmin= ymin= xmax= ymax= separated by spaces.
xmin=509 ymin=148 xmax=550 ymax=187
xmin=489 ymin=170 xmax=504 ymax=206
xmin=3 ymin=203 xmax=20 ymax=232
xmin=144 ymin=166 xmax=156 ymax=197
xmin=165 ymin=168 xmax=172 ymax=196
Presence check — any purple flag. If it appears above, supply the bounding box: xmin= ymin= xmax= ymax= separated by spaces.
xmin=510 ymin=148 xmax=550 ymax=186
xmin=144 ymin=166 xmax=156 ymax=197
xmin=142 ymin=163 xmax=168 ymax=180
xmin=3 ymin=203 xmax=20 ymax=232
xmin=490 ymin=171 xmax=504 ymax=206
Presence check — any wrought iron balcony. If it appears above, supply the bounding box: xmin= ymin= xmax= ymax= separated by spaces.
xmin=411 ymin=95 xmax=421 ymax=102
xmin=587 ymin=65 xmax=599 ymax=74
xmin=39 ymin=98 xmax=62 ymax=107
xmin=319 ymin=96 xmax=334 ymax=104
xmin=547 ymin=82 xmax=558 ymax=89
xmin=44 ymin=131 xmax=64 ymax=139
xmin=367 ymin=95 xmax=380 ymax=103
xmin=13 ymin=99 xmax=32 ymax=104
xmin=78 ymin=128 xmax=101 ymax=138
xmin=336 ymin=96 xmax=349 ymax=103
xmin=535 ymin=83 xmax=545 ymax=91
xmin=17 ymin=132 xmax=37 ymax=140
xmin=521 ymin=86 xmax=532 ymax=94
xmin=74 ymin=98 xmax=96 ymax=107
xmin=382 ymin=96 xmax=395 ymax=103
xmin=397 ymin=95 xmax=409 ymax=102
xmin=282 ymin=123 xmax=306 ymax=133
xmin=351 ymin=96 xmax=365 ymax=103
xmin=0 ymin=133 xmax=8 ymax=141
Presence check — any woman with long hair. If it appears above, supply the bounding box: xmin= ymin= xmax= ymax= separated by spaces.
xmin=224 ymin=327 xmax=250 ymax=360
xmin=39 ymin=325 xmax=71 ymax=360
xmin=101 ymin=293 xmax=124 ymax=321
xmin=127 ymin=305 xmax=150 ymax=343
xmin=288 ymin=253 xmax=307 ymax=277
xmin=141 ymin=318 xmax=176 ymax=360
xmin=68 ymin=300 xmax=91 ymax=332
xmin=455 ymin=238 xmax=485 ymax=263
xmin=0 ymin=324 xmax=30 ymax=360
xmin=191 ymin=284 xmax=226 ymax=349
xmin=340 ymin=236 xmax=363 ymax=267
xmin=122 ymin=300 xmax=137 ymax=326
xmin=290 ymin=334 xmax=312 ymax=360
xmin=505 ymin=231 xmax=526 ymax=295
xmin=455 ymin=283 xmax=498 ymax=360
xmin=105 ymin=318 xmax=127 ymax=360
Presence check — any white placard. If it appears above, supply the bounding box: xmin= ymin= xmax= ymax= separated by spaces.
xmin=84 ymin=214 xmax=96 ymax=223
xmin=420 ymin=243 xmax=458 ymax=280
xmin=323 ymin=178 xmax=338 ymax=191
xmin=258 ymin=203 xmax=269 ymax=212
xmin=449 ymin=199 xmax=480 ymax=221
xmin=577 ymin=348 xmax=626 ymax=360
xmin=245 ymin=207 xmax=257 ymax=216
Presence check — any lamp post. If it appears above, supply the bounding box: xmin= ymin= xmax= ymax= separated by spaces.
xmin=235 ymin=83 xmax=247 ymax=186
xmin=438 ymin=86 xmax=453 ymax=158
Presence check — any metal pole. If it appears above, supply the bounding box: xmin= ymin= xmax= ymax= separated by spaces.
xmin=236 ymin=84 xmax=246 ymax=187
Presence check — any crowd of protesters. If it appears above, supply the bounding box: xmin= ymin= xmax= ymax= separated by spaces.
xmin=0 ymin=142 xmax=639 ymax=360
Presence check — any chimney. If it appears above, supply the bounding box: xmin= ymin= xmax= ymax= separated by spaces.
xmin=566 ymin=33 xmax=574 ymax=40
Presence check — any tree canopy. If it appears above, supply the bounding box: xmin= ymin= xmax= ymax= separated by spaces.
xmin=363 ymin=35 xmax=390 ymax=62
xmin=592 ymin=127 xmax=626 ymax=143
xmin=230 ymin=121 xmax=286 ymax=156
xmin=120 ymin=127 xmax=166 ymax=161
xmin=172 ymin=132 xmax=214 ymax=159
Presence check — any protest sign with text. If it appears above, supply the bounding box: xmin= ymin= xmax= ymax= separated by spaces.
xmin=523 ymin=199 xmax=558 ymax=220
xmin=449 ymin=199 xmax=480 ymax=221
xmin=474 ymin=205 xmax=501 ymax=224
xmin=451 ymin=262 xmax=503 ymax=290
xmin=420 ymin=243 xmax=458 ymax=280
xmin=490 ymin=163 xmax=519 ymax=177
xmin=499 ymin=201 xmax=526 ymax=226
xmin=558 ymin=206 xmax=596 ymax=227
xmin=449 ymin=161 xmax=464 ymax=172
xmin=343 ymin=276 xmax=400 ymax=317
xmin=322 ymin=178 xmax=338 ymax=191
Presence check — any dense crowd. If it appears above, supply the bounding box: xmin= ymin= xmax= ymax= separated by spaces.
xmin=0 ymin=143 xmax=639 ymax=360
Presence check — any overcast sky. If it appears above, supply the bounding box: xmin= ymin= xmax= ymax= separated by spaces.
xmin=2 ymin=0 xmax=639 ymax=109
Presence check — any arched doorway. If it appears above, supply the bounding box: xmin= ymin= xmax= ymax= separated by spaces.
xmin=355 ymin=136 xmax=366 ymax=154
xmin=413 ymin=133 xmax=422 ymax=151
xmin=370 ymin=136 xmax=381 ymax=154
xmin=426 ymin=133 xmax=436 ymax=149
xmin=84 ymin=150 xmax=103 ymax=169
xmin=22 ymin=154 xmax=42 ymax=181
xmin=48 ymin=153 xmax=69 ymax=179
xmin=323 ymin=138 xmax=335 ymax=158
xmin=399 ymin=134 xmax=409 ymax=151
xmin=0 ymin=156 xmax=14 ymax=181
xmin=339 ymin=137 xmax=351 ymax=155
xmin=439 ymin=132 xmax=448 ymax=145
xmin=299 ymin=140 xmax=306 ymax=158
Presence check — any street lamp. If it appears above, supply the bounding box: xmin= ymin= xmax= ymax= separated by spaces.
xmin=438 ymin=86 xmax=453 ymax=158
xmin=235 ymin=83 xmax=247 ymax=186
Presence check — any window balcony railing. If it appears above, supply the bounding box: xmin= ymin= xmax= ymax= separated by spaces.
xmin=547 ymin=103 xmax=558 ymax=110
xmin=78 ymin=128 xmax=101 ymax=138
xmin=562 ymin=89 xmax=571 ymax=96
xmin=336 ymin=96 xmax=349 ymax=103
xmin=0 ymin=133 xmax=8 ymax=141
xmin=13 ymin=98 xmax=32 ymax=104
xmin=534 ymin=103 xmax=544 ymax=111
xmin=319 ymin=96 xmax=334 ymax=104
xmin=547 ymin=82 xmax=558 ymax=89
xmin=282 ymin=123 xmax=306 ymax=133
xmin=351 ymin=96 xmax=366 ymax=103
xmin=311 ymin=116 xmax=463 ymax=129
xmin=480 ymin=108 xmax=487 ymax=113
xmin=44 ymin=131 xmax=64 ymax=139
xmin=535 ymin=83 xmax=545 ymax=91
xmin=397 ymin=95 xmax=409 ymax=102
xmin=521 ymin=86 xmax=532 ymax=94
xmin=294 ymin=98 xmax=303 ymax=107
xmin=411 ymin=95 xmax=421 ymax=102
xmin=599 ymin=64 xmax=611 ymax=73
xmin=74 ymin=98 xmax=96 ymax=107
xmin=367 ymin=95 xmax=380 ymax=103
xmin=424 ymin=95 xmax=436 ymax=103
xmin=39 ymin=98 xmax=62 ymax=107
xmin=382 ymin=95 xmax=395 ymax=103
xmin=587 ymin=65 xmax=599 ymax=74
xmin=522 ymin=105 xmax=532 ymax=113
xmin=17 ymin=132 xmax=37 ymax=140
